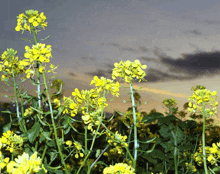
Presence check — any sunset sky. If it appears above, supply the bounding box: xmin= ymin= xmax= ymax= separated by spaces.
xmin=1 ymin=0 xmax=220 ymax=84
xmin=1 ymin=0 xmax=220 ymax=117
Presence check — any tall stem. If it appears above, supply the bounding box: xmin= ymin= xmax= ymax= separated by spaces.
xmin=171 ymin=130 xmax=178 ymax=174
xmin=31 ymin=27 xmax=42 ymax=118
xmin=202 ymin=102 xmax=208 ymax=174
xmin=11 ymin=67 xmax=25 ymax=132
xmin=41 ymin=68 xmax=69 ymax=174
xmin=129 ymin=82 xmax=138 ymax=170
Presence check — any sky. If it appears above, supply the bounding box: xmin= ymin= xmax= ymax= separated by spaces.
xmin=1 ymin=0 xmax=220 ymax=85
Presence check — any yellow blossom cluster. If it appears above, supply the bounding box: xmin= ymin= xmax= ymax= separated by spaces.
xmin=1 ymin=131 xmax=45 ymax=173
xmin=53 ymin=76 xmax=120 ymax=132
xmin=0 ymin=48 xmax=28 ymax=81
xmin=65 ymin=140 xmax=84 ymax=159
xmin=188 ymin=88 xmax=218 ymax=117
xmin=163 ymin=98 xmax=177 ymax=108
xmin=15 ymin=9 xmax=47 ymax=34
xmin=194 ymin=142 xmax=220 ymax=166
xmin=104 ymin=130 xmax=128 ymax=157
xmin=185 ymin=162 xmax=197 ymax=173
xmin=0 ymin=151 xmax=10 ymax=171
xmin=6 ymin=152 xmax=47 ymax=173
xmin=90 ymin=76 xmax=120 ymax=97
xmin=22 ymin=43 xmax=58 ymax=78
xmin=103 ymin=148 xmax=125 ymax=162
xmin=0 ymin=130 xmax=23 ymax=153
xmin=103 ymin=162 xmax=135 ymax=174
xmin=24 ymin=43 xmax=52 ymax=63
xmin=24 ymin=107 xmax=34 ymax=117
xmin=112 ymin=59 xmax=147 ymax=83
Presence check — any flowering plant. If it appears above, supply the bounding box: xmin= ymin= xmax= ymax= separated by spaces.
xmin=0 ymin=9 xmax=220 ymax=174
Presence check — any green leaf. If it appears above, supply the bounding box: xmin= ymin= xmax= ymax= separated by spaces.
xmin=158 ymin=115 xmax=179 ymax=126
xmin=175 ymin=126 xmax=185 ymax=144
xmin=49 ymin=150 xmax=59 ymax=164
xmin=177 ymin=120 xmax=188 ymax=130
xmin=26 ymin=121 xmax=41 ymax=143
xmin=142 ymin=112 xmax=164 ymax=123
xmin=142 ymin=154 xmax=158 ymax=164
xmin=159 ymin=125 xmax=171 ymax=139
xmin=64 ymin=126 xmax=71 ymax=134
xmin=48 ymin=140 xmax=56 ymax=147
xmin=63 ymin=116 xmax=69 ymax=129
xmin=39 ymin=129 xmax=52 ymax=143
xmin=150 ymin=149 xmax=167 ymax=160
xmin=3 ymin=122 xmax=11 ymax=133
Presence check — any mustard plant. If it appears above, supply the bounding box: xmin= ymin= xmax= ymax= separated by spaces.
xmin=0 ymin=9 xmax=156 ymax=174
xmin=1 ymin=8 xmax=220 ymax=174
xmin=187 ymin=85 xmax=218 ymax=174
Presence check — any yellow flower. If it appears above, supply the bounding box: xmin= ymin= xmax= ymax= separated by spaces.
xmin=188 ymin=86 xmax=218 ymax=117
xmin=15 ymin=9 xmax=48 ymax=34
xmin=103 ymin=163 xmax=135 ymax=174
xmin=66 ymin=140 xmax=72 ymax=146
xmin=112 ymin=59 xmax=147 ymax=84
xmin=6 ymin=151 xmax=47 ymax=173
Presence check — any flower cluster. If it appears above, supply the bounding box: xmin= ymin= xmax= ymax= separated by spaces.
xmin=191 ymin=85 xmax=206 ymax=92
xmin=0 ymin=48 xmax=28 ymax=81
xmin=0 ymin=130 xmax=23 ymax=153
xmin=53 ymin=76 xmax=120 ymax=132
xmin=0 ymin=151 xmax=10 ymax=171
xmin=104 ymin=130 xmax=128 ymax=157
xmin=112 ymin=59 xmax=147 ymax=83
xmin=15 ymin=9 xmax=47 ymax=34
xmin=6 ymin=152 xmax=47 ymax=173
xmin=188 ymin=88 xmax=218 ymax=117
xmin=194 ymin=142 xmax=220 ymax=166
xmin=65 ymin=140 xmax=84 ymax=159
xmin=90 ymin=76 xmax=120 ymax=97
xmin=24 ymin=43 xmax=52 ymax=64
xmin=22 ymin=43 xmax=58 ymax=78
xmin=24 ymin=107 xmax=34 ymax=117
xmin=185 ymin=162 xmax=197 ymax=173
xmin=103 ymin=163 xmax=136 ymax=174
xmin=163 ymin=98 xmax=177 ymax=108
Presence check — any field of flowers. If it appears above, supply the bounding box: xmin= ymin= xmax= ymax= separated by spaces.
xmin=0 ymin=9 xmax=220 ymax=174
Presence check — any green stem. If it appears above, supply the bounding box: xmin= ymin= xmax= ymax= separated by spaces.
xmin=19 ymin=95 xmax=27 ymax=132
xmin=129 ymin=82 xmax=138 ymax=170
xmin=35 ymin=140 xmax=38 ymax=151
xmin=77 ymin=91 xmax=105 ymax=174
xmin=41 ymin=67 xmax=69 ymax=174
xmin=171 ymin=130 xmax=178 ymax=174
xmin=31 ymin=27 xmax=42 ymax=112
xmin=202 ymin=102 xmax=209 ymax=174
xmin=41 ymin=140 xmax=48 ymax=163
xmin=11 ymin=67 xmax=25 ymax=132
xmin=125 ymin=127 xmax=133 ymax=162
xmin=76 ymin=117 xmax=103 ymax=174
xmin=85 ymin=125 xmax=90 ymax=173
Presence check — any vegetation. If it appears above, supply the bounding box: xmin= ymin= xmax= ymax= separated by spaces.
xmin=0 ymin=9 xmax=220 ymax=174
